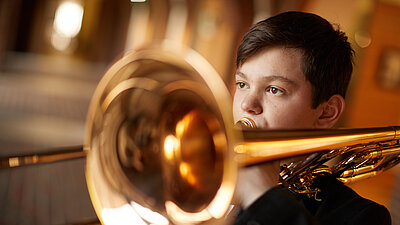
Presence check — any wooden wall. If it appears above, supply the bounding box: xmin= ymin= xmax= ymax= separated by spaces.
xmin=345 ymin=2 xmax=400 ymax=128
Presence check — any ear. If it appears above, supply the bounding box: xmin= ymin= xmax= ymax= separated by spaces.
xmin=315 ymin=94 xmax=345 ymax=128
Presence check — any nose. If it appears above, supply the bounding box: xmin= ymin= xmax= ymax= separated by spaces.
xmin=241 ymin=91 xmax=263 ymax=115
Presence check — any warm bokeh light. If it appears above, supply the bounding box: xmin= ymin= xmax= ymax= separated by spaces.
xmin=354 ymin=31 xmax=372 ymax=48
xmin=51 ymin=1 xmax=84 ymax=51
xmin=51 ymin=31 xmax=72 ymax=51
xmin=53 ymin=1 xmax=84 ymax=38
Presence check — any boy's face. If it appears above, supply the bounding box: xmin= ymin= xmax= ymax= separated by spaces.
xmin=233 ymin=46 xmax=324 ymax=129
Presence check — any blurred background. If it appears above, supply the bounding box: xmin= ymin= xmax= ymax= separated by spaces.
xmin=0 ymin=0 xmax=400 ymax=224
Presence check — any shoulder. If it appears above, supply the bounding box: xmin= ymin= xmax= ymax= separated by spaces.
xmin=234 ymin=186 xmax=319 ymax=225
xmin=315 ymin=175 xmax=391 ymax=225
xmin=347 ymin=199 xmax=391 ymax=225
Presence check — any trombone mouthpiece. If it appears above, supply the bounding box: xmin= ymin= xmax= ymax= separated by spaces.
xmin=236 ymin=117 xmax=257 ymax=129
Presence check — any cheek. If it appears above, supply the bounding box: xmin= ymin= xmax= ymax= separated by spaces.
xmin=264 ymin=101 xmax=317 ymax=129
xmin=265 ymin=105 xmax=294 ymax=127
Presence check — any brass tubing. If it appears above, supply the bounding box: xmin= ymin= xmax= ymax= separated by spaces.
xmin=0 ymin=146 xmax=86 ymax=168
xmin=234 ymin=126 xmax=399 ymax=166
xmin=340 ymin=146 xmax=400 ymax=178
xmin=381 ymin=146 xmax=400 ymax=156
xmin=339 ymin=171 xmax=380 ymax=183
xmin=3 ymin=128 xmax=398 ymax=170
xmin=341 ymin=165 xmax=377 ymax=178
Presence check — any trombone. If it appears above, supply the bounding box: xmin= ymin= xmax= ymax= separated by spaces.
xmin=2 ymin=44 xmax=400 ymax=224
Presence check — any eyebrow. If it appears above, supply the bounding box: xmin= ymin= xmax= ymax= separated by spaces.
xmin=235 ymin=71 xmax=297 ymax=86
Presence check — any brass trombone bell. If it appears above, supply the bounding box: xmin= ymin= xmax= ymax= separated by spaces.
xmin=85 ymin=43 xmax=238 ymax=225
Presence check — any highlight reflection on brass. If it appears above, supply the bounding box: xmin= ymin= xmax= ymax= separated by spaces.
xmin=164 ymin=135 xmax=180 ymax=161
xmin=236 ymin=117 xmax=257 ymax=129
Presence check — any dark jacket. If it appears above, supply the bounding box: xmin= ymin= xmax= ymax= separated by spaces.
xmin=234 ymin=175 xmax=391 ymax=225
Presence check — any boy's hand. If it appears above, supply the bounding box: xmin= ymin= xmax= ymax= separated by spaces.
xmin=235 ymin=160 xmax=281 ymax=209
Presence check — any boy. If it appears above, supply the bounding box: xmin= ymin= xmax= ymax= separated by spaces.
xmin=232 ymin=11 xmax=391 ymax=225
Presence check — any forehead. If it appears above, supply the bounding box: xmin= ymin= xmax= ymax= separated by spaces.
xmin=236 ymin=47 xmax=306 ymax=83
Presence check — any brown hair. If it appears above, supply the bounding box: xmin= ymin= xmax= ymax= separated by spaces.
xmin=236 ymin=11 xmax=354 ymax=108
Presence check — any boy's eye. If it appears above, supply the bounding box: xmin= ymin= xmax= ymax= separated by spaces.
xmin=236 ymin=82 xmax=248 ymax=89
xmin=266 ymin=86 xmax=284 ymax=95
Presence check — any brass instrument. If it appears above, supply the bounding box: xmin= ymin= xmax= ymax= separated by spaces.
xmin=236 ymin=117 xmax=400 ymax=196
xmin=2 ymin=44 xmax=400 ymax=224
